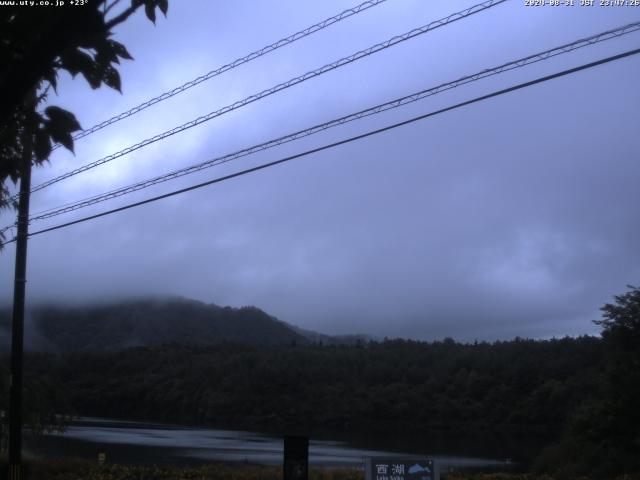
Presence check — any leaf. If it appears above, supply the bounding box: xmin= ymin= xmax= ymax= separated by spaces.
xmin=59 ymin=49 xmax=103 ymax=89
xmin=44 ymin=106 xmax=82 ymax=133
xmin=95 ymin=40 xmax=120 ymax=66
xmin=144 ymin=1 xmax=156 ymax=24
xmin=33 ymin=127 xmax=52 ymax=162
xmin=45 ymin=106 xmax=81 ymax=153
xmin=75 ymin=31 xmax=104 ymax=51
xmin=102 ymin=66 xmax=122 ymax=92
xmin=59 ymin=49 xmax=95 ymax=78
xmin=111 ymin=40 xmax=133 ymax=61
xmin=49 ymin=129 xmax=74 ymax=153
xmin=83 ymin=66 xmax=102 ymax=89
xmin=158 ymin=0 xmax=168 ymax=15
xmin=44 ymin=68 xmax=58 ymax=93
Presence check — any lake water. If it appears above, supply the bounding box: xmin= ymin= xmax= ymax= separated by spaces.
xmin=27 ymin=417 xmax=534 ymax=470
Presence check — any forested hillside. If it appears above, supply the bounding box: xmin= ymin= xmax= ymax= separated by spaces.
xmin=51 ymin=338 xmax=602 ymax=432
xmin=0 ymin=297 xmax=309 ymax=351
xmin=2 ymin=338 xmax=601 ymax=443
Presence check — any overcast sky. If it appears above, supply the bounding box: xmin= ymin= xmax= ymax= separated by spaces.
xmin=1 ymin=0 xmax=639 ymax=341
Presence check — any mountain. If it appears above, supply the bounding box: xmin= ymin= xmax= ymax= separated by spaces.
xmin=0 ymin=297 xmax=311 ymax=352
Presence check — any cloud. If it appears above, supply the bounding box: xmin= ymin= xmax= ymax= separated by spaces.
xmin=1 ymin=0 xmax=639 ymax=341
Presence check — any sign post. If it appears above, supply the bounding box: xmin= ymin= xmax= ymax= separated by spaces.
xmin=283 ymin=435 xmax=309 ymax=480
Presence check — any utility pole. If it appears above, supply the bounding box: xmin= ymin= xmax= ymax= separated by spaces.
xmin=8 ymin=115 xmax=33 ymax=480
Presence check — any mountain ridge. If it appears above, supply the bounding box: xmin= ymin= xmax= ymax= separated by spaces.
xmin=0 ymin=296 xmax=372 ymax=352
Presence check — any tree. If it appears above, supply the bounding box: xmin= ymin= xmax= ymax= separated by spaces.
xmin=593 ymin=285 xmax=640 ymax=471
xmin=595 ymin=284 xmax=640 ymax=348
xmin=0 ymin=0 xmax=169 ymax=244
xmin=535 ymin=285 xmax=640 ymax=476
xmin=0 ymin=3 xmax=170 ymax=475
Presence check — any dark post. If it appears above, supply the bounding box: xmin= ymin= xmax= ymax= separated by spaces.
xmin=8 ymin=125 xmax=33 ymax=480
xmin=283 ymin=435 xmax=309 ymax=480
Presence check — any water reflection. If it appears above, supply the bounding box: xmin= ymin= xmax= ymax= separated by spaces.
xmin=32 ymin=417 xmax=516 ymax=469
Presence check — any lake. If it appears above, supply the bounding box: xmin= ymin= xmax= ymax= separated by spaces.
xmin=25 ymin=417 xmax=544 ymax=470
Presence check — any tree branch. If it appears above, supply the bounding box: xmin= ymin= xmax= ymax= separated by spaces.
xmin=104 ymin=0 xmax=124 ymax=17
xmin=105 ymin=3 xmax=138 ymax=29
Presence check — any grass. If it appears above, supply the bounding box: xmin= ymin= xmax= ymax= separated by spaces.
xmin=8 ymin=458 xmax=363 ymax=480
xmin=3 ymin=459 xmax=640 ymax=480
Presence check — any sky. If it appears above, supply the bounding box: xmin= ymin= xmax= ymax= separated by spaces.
xmin=1 ymin=0 xmax=639 ymax=341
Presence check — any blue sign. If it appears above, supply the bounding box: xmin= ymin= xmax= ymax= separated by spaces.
xmin=365 ymin=458 xmax=437 ymax=480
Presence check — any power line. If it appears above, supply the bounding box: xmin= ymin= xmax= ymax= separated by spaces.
xmin=23 ymin=0 xmax=506 ymax=197
xmin=54 ymin=0 xmax=390 ymax=148
xmin=0 ymin=224 xmax=14 ymax=237
xmin=25 ymin=21 xmax=640 ymax=223
xmin=3 ymin=46 xmax=637 ymax=248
